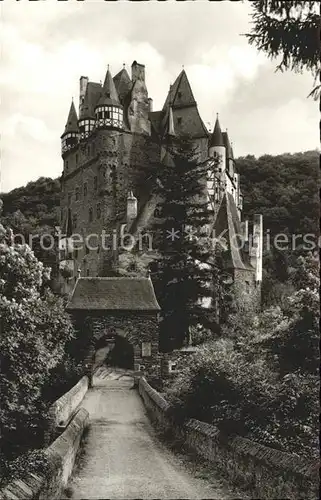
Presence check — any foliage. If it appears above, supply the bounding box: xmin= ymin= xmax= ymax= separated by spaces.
xmin=0 ymin=177 xmax=61 ymax=277
xmin=236 ymin=150 xmax=320 ymax=307
xmin=166 ymin=253 xmax=319 ymax=459
xmin=246 ymin=1 xmax=320 ymax=98
xmin=149 ymin=138 xmax=223 ymax=351
xmin=1 ymin=449 xmax=57 ymax=488
xmin=0 ymin=223 xmax=75 ymax=472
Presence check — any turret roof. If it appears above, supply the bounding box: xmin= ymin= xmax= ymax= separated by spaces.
xmin=209 ymin=116 xmax=224 ymax=147
xmin=97 ymin=68 xmax=121 ymax=107
xmin=64 ymin=101 xmax=79 ymax=134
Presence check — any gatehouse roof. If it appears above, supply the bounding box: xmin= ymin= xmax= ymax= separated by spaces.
xmin=66 ymin=277 xmax=160 ymax=312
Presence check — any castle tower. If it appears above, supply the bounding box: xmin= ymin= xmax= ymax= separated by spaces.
xmin=61 ymin=101 xmax=79 ymax=156
xmin=209 ymin=115 xmax=226 ymax=174
xmin=95 ymin=67 xmax=124 ymax=130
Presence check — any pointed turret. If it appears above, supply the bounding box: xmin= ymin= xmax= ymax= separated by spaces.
xmin=208 ymin=114 xmax=226 ymax=177
xmin=64 ymin=101 xmax=79 ymax=134
xmin=61 ymin=101 xmax=79 ymax=155
xmin=209 ymin=115 xmax=224 ymax=148
xmin=98 ymin=67 xmax=120 ymax=106
xmin=95 ymin=67 xmax=123 ymax=130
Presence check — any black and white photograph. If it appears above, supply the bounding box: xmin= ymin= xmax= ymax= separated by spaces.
xmin=0 ymin=0 xmax=319 ymax=498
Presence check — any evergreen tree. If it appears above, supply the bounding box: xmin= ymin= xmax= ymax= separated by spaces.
xmin=246 ymin=1 xmax=320 ymax=98
xmin=150 ymin=138 xmax=221 ymax=351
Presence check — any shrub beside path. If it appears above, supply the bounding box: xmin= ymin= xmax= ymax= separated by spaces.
xmin=65 ymin=367 xmax=233 ymax=500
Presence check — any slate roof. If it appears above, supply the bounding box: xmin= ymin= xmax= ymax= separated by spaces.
xmin=214 ymin=192 xmax=253 ymax=271
xmin=66 ymin=277 xmax=160 ymax=311
xmin=80 ymin=82 xmax=102 ymax=119
xmin=161 ymin=70 xmax=208 ymax=138
xmin=63 ymin=101 xmax=79 ymax=134
xmin=97 ymin=68 xmax=121 ymax=107
xmin=209 ymin=116 xmax=224 ymax=147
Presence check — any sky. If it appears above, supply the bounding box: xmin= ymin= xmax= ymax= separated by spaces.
xmin=0 ymin=0 xmax=318 ymax=192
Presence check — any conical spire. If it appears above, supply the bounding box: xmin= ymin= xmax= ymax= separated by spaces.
xmin=64 ymin=101 xmax=79 ymax=134
xmin=209 ymin=115 xmax=224 ymax=147
xmin=97 ymin=67 xmax=120 ymax=106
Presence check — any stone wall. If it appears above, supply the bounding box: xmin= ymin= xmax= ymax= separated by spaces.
xmin=87 ymin=312 xmax=161 ymax=379
xmin=47 ymin=376 xmax=89 ymax=441
xmin=0 ymin=408 xmax=89 ymax=500
xmin=138 ymin=377 xmax=319 ymax=499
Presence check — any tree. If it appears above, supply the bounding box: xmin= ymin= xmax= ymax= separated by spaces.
xmin=150 ymin=138 xmax=222 ymax=351
xmin=0 ymin=221 xmax=74 ymax=469
xmin=246 ymin=1 xmax=320 ymax=98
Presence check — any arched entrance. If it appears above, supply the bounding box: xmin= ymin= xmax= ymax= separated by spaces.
xmin=106 ymin=335 xmax=134 ymax=370
xmin=92 ymin=330 xmax=134 ymax=372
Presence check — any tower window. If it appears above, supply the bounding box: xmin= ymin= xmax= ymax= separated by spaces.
xmin=68 ymin=192 xmax=72 ymax=205
xmin=75 ymin=187 xmax=80 ymax=201
xmin=76 ymin=154 xmax=78 ymax=164
xmin=89 ymin=208 xmax=93 ymax=222
xmin=65 ymin=160 xmax=69 ymax=171
xmin=177 ymin=117 xmax=182 ymax=125
xmin=178 ymin=92 xmax=182 ymax=98
xmin=83 ymin=182 xmax=88 ymax=197
xmin=86 ymin=269 xmax=90 ymax=276
xmin=72 ymin=214 xmax=77 ymax=229
xmin=94 ymin=176 xmax=98 ymax=191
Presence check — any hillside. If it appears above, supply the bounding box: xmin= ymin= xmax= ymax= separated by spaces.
xmin=0 ymin=150 xmax=319 ymax=290
xmin=0 ymin=177 xmax=61 ymax=274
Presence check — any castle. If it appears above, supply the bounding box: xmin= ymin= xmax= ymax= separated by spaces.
xmin=59 ymin=61 xmax=263 ymax=305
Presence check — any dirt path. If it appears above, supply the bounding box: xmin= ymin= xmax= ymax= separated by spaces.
xmin=66 ymin=367 xmax=232 ymax=500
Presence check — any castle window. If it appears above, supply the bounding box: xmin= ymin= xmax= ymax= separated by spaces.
xmin=87 ymin=146 xmax=90 ymax=156
xmin=97 ymin=203 xmax=101 ymax=219
xmin=177 ymin=117 xmax=182 ymax=125
xmin=89 ymin=207 xmax=93 ymax=222
xmin=68 ymin=192 xmax=72 ymax=205
xmin=72 ymin=214 xmax=77 ymax=229
xmin=94 ymin=176 xmax=98 ymax=191
xmin=76 ymin=154 xmax=78 ymax=164
xmin=74 ymin=249 xmax=78 ymax=259
xmin=65 ymin=160 xmax=69 ymax=171
xmin=83 ymin=182 xmax=88 ymax=197
xmin=75 ymin=187 xmax=80 ymax=201
xmin=178 ymin=92 xmax=182 ymax=98
xmin=86 ymin=269 xmax=90 ymax=276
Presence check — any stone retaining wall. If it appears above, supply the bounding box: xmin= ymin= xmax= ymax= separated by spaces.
xmin=0 ymin=408 xmax=89 ymax=500
xmin=47 ymin=376 xmax=89 ymax=441
xmin=138 ymin=377 xmax=319 ymax=499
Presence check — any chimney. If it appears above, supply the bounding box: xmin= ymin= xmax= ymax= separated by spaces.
xmin=250 ymin=214 xmax=263 ymax=282
xmin=242 ymin=219 xmax=249 ymax=242
xmin=79 ymin=76 xmax=89 ymax=114
xmin=131 ymin=61 xmax=145 ymax=83
xmin=127 ymin=191 xmax=138 ymax=221
xmin=148 ymin=97 xmax=153 ymax=112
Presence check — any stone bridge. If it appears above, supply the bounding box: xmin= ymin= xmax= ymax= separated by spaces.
xmin=65 ymin=367 xmax=231 ymax=499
